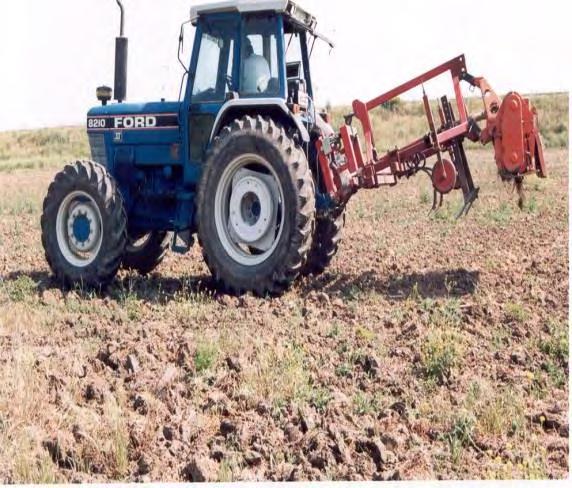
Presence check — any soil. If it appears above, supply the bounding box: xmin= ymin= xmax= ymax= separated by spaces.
xmin=0 ymin=149 xmax=568 ymax=482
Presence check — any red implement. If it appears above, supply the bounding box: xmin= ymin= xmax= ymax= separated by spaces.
xmin=316 ymin=55 xmax=546 ymax=216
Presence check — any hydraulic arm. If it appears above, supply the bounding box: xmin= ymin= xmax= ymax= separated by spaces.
xmin=316 ymin=55 xmax=547 ymax=217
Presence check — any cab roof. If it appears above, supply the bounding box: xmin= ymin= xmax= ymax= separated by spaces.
xmin=190 ymin=0 xmax=317 ymax=31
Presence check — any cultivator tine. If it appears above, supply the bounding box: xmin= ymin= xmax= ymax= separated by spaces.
xmin=456 ymin=188 xmax=479 ymax=219
xmin=448 ymin=140 xmax=479 ymax=218
xmin=430 ymin=190 xmax=443 ymax=213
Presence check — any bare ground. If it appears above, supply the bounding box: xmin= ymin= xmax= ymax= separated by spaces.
xmin=0 ymin=149 xmax=568 ymax=482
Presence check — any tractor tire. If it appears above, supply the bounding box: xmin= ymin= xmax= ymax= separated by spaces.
xmin=41 ymin=160 xmax=127 ymax=289
xmin=302 ymin=209 xmax=346 ymax=276
xmin=197 ymin=115 xmax=315 ymax=296
xmin=122 ymin=232 xmax=170 ymax=275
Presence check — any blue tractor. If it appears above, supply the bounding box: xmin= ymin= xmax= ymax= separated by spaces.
xmin=41 ymin=0 xmax=341 ymax=295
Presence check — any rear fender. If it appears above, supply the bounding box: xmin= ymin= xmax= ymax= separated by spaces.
xmin=210 ymin=98 xmax=310 ymax=143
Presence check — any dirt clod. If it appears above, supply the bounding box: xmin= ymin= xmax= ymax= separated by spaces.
xmin=182 ymin=456 xmax=218 ymax=482
xmin=299 ymin=406 xmax=316 ymax=433
xmin=157 ymin=365 xmax=178 ymax=392
xmin=225 ymin=355 xmax=242 ymax=373
xmin=220 ymin=419 xmax=237 ymax=436
xmin=126 ymin=354 xmax=140 ymax=374
xmin=84 ymin=375 xmax=108 ymax=403
xmin=244 ymin=450 xmax=263 ymax=466
xmin=137 ymin=456 xmax=151 ymax=475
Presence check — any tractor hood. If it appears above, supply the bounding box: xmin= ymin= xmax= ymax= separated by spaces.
xmin=87 ymin=101 xmax=180 ymax=132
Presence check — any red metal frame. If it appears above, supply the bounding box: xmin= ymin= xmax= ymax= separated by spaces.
xmin=316 ymin=54 xmax=546 ymax=206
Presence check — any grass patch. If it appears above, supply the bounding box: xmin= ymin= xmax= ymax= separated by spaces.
xmin=427 ymin=299 xmax=462 ymax=328
xmin=335 ymin=363 xmax=352 ymax=378
xmin=341 ymin=284 xmax=363 ymax=302
xmin=477 ymin=389 xmax=525 ymax=437
xmin=539 ymin=322 xmax=568 ymax=365
xmin=486 ymin=449 xmax=548 ymax=480
xmin=522 ymin=195 xmax=539 ymax=214
xmin=327 ymin=323 xmax=341 ymax=339
xmin=464 ymin=380 xmax=526 ymax=440
xmin=430 ymin=202 xmax=461 ymax=223
xmin=310 ymin=388 xmax=332 ymax=413
xmin=353 ymin=392 xmax=378 ymax=416
xmin=355 ymin=326 xmax=375 ymax=343
xmin=419 ymin=189 xmax=431 ymax=205
xmin=194 ymin=342 xmax=219 ymax=374
xmin=504 ymin=302 xmax=529 ymax=323
xmin=240 ymin=342 xmax=311 ymax=408
xmin=1 ymin=275 xmax=37 ymax=302
xmin=441 ymin=412 xmax=477 ymax=464
xmin=108 ymin=404 xmax=130 ymax=479
xmin=0 ymin=127 xmax=90 ymax=171
xmin=541 ymin=360 xmax=567 ymax=389
xmin=12 ymin=437 xmax=58 ymax=483
xmin=485 ymin=202 xmax=512 ymax=225
xmin=420 ymin=328 xmax=464 ymax=385
xmin=0 ymin=191 xmax=41 ymax=216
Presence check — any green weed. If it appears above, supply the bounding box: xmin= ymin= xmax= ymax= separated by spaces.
xmin=420 ymin=328 xmax=463 ymax=385
xmin=194 ymin=342 xmax=219 ymax=373
xmin=505 ymin=303 xmax=529 ymax=323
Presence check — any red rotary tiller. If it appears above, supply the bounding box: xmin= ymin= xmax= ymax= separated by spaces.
xmin=316 ymin=55 xmax=547 ymax=217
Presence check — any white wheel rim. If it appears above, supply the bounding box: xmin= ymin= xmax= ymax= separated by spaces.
xmin=214 ymin=154 xmax=285 ymax=267
xmin=56 ymin=191 xmax=103 ymax=268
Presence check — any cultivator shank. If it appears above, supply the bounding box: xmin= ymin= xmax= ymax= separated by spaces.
xmin=317 ymin=55 xmax=546 ymax=216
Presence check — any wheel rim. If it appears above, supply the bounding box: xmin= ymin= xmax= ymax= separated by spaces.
xmin=214 ymin=154 xmax=285 ymax=267
xmin=56 ymin=191 xmax=103 ymax=268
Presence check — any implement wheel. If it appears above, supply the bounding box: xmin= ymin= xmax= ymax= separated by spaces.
xmin=41 ymin=160 xmax=127 ymax=289
xmin=197 ymin=116 xmax=315 ymax=296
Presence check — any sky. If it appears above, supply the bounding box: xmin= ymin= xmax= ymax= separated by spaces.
xmin=0 ymin=0 xmax=570 ymax=131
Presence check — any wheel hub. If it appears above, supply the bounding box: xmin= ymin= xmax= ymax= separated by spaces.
xmin=214 ymin=155 xmax=285 ymax=267
xmin=56 ymin=191 xmax=104 ymax=268
xmin=67 ymin=203 xmax=100 ymax=252
xmin=229 ymin=176 xmax=274 ymax=244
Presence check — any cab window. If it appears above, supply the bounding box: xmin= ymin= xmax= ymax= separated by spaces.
xmin=240 ymin=17 xmax=280 ymax=97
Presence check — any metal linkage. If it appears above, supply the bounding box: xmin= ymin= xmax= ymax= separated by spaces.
xmin=316 ymin=54 xmax=546 ymax=216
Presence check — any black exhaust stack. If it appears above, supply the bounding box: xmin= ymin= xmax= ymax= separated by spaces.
xmin=114 ymin=0 xmax=128 ymax=103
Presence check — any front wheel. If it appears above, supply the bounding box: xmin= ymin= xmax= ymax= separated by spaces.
xmin=41 ymin=160 xmax=127 ymax=289
xmin=197 ymin=116 xmax=315 ymax=296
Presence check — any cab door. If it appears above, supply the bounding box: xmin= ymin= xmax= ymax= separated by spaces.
xmin=186 ymin=16 xmax=239 ymax=167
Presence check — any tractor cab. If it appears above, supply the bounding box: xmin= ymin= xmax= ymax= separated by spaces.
xmin=189 ymin=0 xmax=329 ymax=106
xmin=186 ymin=0 xmax=333 ymax=158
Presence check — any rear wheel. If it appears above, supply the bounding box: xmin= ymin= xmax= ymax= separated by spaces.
xmin=197 ymin=116 xmax=315 ymax=296
xmin=41 ymin=160 xmax=127 ymax=288
xmin=122 ymin=232 xmax=170 ymax=275
xmin=302 ymin=209 xmax=345 ymax=276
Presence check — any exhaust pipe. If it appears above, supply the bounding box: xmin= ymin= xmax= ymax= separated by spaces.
xmin=114 ymin=0 xmax=128 ymax=103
